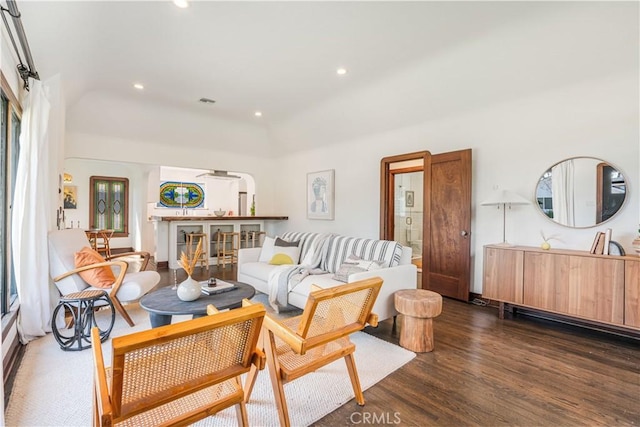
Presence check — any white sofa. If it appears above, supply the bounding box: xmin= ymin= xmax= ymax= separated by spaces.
xmin=237 ymin=232 xmax=417 ymax=321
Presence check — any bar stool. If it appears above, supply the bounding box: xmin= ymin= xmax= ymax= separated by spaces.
xmin=250 ymin=231 xmax=266 ymax=248
xmin=217 ymin=232 xmax=240 ymax=268
xmin=51 ymin=289 xmax=115 ymax=351
xmin=186 ymin=232 xmax=209 ymax=271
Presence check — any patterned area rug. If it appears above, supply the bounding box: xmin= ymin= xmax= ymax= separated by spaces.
xmin=5 ymin=295 xmax=414 ymax=427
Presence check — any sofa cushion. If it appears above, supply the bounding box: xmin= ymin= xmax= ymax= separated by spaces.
xmin=333 ymin=255 xmax=383 ymax=282
xmin=275 ymin=237 xmax=299 ymax=247
xmin=279 ymin=232 xmax=332 ymax=264
xmin=322 ymin=235 xmax=404 ymax=273
xmin=269 ymin=247 xmax=300 ymax=265
xmin=241 ymin=261 xmax=281 ymax=282
xmin=258 ymin=236 xmax=277 ymax=263
xmin=288 ymin=273 xmax=344 ymax=308
xmin=74 ymin=247 xmax=116 ymax=288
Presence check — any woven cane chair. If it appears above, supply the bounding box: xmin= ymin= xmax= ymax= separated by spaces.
xmin=91 ymin=301 xmax=266 ymax=427
xmin=245 ymin=277 xmax=382 ymax=427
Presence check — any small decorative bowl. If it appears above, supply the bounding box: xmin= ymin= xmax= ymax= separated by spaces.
xmin=214 ymin=210 xmax=226 ymax=217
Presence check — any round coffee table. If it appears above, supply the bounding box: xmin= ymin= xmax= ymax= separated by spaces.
xmin=140 ymin=281 xmax=255 ymax=328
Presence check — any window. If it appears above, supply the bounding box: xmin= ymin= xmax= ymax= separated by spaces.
xmin=1 ymin=78 xmax=21 ymax=315
xmin=89 ymin=176 xmax=129 ymax=237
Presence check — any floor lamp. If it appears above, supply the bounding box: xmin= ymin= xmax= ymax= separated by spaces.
xmin=481 ymin=190 xmax=531 ymax=245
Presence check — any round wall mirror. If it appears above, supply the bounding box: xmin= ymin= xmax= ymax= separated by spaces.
xmin=535 ymin=157 xmax=627 ymax=228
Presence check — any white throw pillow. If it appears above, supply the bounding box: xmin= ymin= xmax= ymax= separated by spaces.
xmin=268 ymin=246 xmax=301 ymax=265
xmin=258 ymin=236 xmax=276 ymax=263
xmin=332 ymin=255 xmax=383 ymax=282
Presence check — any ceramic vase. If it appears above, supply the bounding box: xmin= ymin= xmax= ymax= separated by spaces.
xmin=633 ymin=236 xmax=640 ymax=254
xmin=177 ymin=275 xmax=201 ymax=301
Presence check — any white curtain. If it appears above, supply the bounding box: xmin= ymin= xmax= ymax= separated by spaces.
xmin=11 ymin=77 xmax=64 ymax=343
xmin=552 ymin=159 xmax=575 ymax=227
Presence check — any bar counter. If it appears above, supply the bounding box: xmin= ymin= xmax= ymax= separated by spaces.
xmin=152 ymin=215 xmax=288 ymax=221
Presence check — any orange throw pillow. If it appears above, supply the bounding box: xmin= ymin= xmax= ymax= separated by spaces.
xmin=74 ymin=247 xmax=115 ymax=288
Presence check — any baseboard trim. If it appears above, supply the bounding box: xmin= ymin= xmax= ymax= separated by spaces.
xmin=111 ymin=247 xmax=134 ymax=255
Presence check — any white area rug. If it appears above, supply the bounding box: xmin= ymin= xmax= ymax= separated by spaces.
xmin=5 ymin=301 xmax=414 ymax=427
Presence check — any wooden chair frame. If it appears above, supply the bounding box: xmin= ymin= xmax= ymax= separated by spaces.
xmin=245 ymin=277 xmax=382 ymax=427
xmin=91 ymin=301 xmax=266 ymax=426
xmin=53 ymin=250 xmax=152 ymax=327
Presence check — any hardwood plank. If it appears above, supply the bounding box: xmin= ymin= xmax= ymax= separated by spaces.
xmin=313 ymin=298 xmax=640 ymax=426
xmin=153 ymin=264 xmax=639 ymax=426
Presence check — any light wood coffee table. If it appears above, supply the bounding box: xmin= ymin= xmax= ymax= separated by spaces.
xmin=140 ymin=281 xmax=255 ymax=328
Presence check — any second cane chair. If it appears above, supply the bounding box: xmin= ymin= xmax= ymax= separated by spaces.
xmin=245 ymin=277 xmax=383 ymax=427
xmin=91 ymin=301 xmax=266 ymax=426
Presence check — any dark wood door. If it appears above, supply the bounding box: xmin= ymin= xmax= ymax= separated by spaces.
xmin=424 ymin=149 xmax=472 ymax=301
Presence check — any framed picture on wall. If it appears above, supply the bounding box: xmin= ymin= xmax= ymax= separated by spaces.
xmin=405 ymin=190 xmax=415 ymax=208
xmin=307 ymin=169 xmax=334 ymax=220
xmin=63 ymin=185 xmax=77 ymax=209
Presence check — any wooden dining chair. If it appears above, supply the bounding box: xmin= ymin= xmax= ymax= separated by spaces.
xmin=245 ymin=277 xmax=382 ymax=427
xmin=91 ymin=301 xmax=266 ymax=426
xmin=95 ymin=229 xmax=114 ymax=259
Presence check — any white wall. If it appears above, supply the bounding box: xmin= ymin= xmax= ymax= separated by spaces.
xmin=64 ymin=159 xmax=151 ymax=251
xmin=65 ymin=131 xmax=282 ymax=219
xmin=59 ymin=2 xmax=638 ymax=296
xmin=269 ymin=4 xmax=639 ymax=294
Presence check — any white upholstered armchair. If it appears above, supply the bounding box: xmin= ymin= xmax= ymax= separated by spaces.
xmin=48 ymin=228 xmax=160 ymax=326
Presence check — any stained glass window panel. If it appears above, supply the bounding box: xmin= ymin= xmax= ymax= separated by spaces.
xmin=90 ymin=176 xmax=129 ymax=236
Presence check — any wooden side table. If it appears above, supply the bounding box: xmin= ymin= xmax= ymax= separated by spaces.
xmin=394 ymin=289 xmax=442 ymax=352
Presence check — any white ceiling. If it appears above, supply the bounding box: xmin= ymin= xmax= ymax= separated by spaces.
xmin=10 ymin=1 xmax=637 ymax=155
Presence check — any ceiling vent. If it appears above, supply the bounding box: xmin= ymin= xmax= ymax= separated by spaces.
xmin=196 ymin=170 xmax=241 ymax=180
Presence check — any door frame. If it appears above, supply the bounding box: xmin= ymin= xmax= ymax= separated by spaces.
xmin=380 ymin=151 xmax=431 ymax=289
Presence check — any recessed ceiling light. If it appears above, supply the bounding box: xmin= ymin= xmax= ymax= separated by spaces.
xmin=133 ymin=83 xmax=144 ymax=90
xmin=254 ymin=111 xmax=263 ymax=117
xmin=336 ymin=68 xmax=348 ymax=76
xmin=173 ymin=0 xmax=189 ymax=8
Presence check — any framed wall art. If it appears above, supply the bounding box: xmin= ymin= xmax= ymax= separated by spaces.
xmin=307 ymin=169 xmax=334 ymax=220
xmin=63 ymin=185 xmax=77 ymax=209
xmin=405 ymin=190 xmax=415 ymax=208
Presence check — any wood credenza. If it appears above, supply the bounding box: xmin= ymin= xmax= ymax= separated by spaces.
xmin=483 ymin=244 xmax=640 ymax=332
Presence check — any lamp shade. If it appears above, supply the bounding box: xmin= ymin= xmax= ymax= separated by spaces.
xmin=481 ymin=190 xmax=531 ymax=206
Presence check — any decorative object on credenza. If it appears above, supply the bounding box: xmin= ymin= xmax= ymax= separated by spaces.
xmin=307 ymin=169 xmax=335 ymax=220
xmin=540 ymin=230 xmax=561 ymax=250
xmin=176 ymin=239 xmax=203 ymax=301
xmin=608 ymin=241 xmax=625 ymax=256
xmin=589 ymin=228 xmax=614 ymax=255
xmin=481 ymin=189 xmax=530 ymax=245
xmin=632 ymin=228 xmax=640 ymax=254
xmin=250 ymin=195 xmax=256 ymax=216
xmin=214 ymin=209 xmax=225 ymax=217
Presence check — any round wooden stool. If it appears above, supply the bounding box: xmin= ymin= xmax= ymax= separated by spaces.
xmin=394 ymin=289 xmax=442 ymax=352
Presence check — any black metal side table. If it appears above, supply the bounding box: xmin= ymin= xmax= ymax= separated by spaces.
xmin=52 ymin=289 xmax=115 ymax=351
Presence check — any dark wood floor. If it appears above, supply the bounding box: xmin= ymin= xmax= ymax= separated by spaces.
xmin=160 ymin=265 xmax=640 ymax=426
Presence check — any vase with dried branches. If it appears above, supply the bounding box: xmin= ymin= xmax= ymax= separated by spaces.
xmin=177 ymin=239 xmax=203 ymax=301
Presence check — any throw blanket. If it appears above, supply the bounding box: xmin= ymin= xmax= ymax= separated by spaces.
xmin=267 ymin=233 xmax=331 ymax=312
